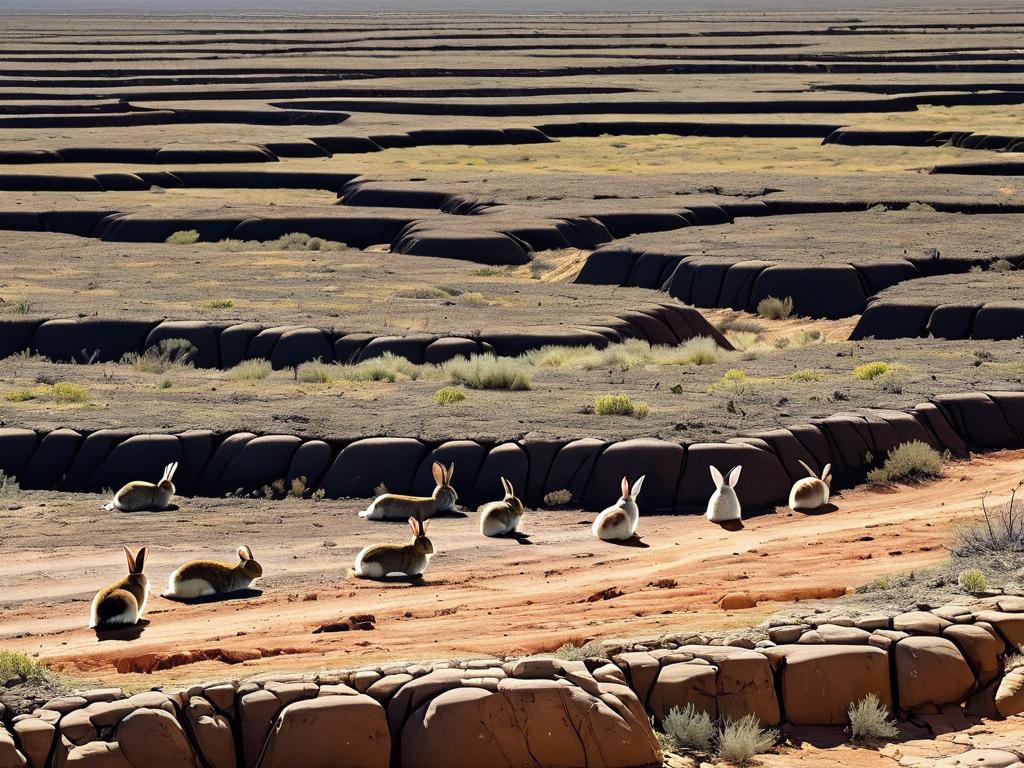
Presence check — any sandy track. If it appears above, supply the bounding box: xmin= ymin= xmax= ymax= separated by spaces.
xmin=0 ymin=449 xmax=1021 ymax=687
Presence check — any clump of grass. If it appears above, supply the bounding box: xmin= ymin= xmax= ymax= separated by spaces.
xmin=791 ymin=368 xmax=825 ymax=382
xmin=158 ymin=378 xmax=172 ymax=389
xmin=123 ymin=338 xmax=196 ymax=374
xmin=4 ymin=389 xmax=36 ymax=402
xmin=728 ymin=331 xmax=759 ymax=352
xmin=958 ymin=568 xmax=988 ymax=592
xmin=848 ymin=694 xmax=899 ymax=742
xmin=166 ymin=229 xmax=199 ymax=245
xmin=543 ymin=489 xmax=573 ymax=507
xmin=866 ymin=441 xmax=943 ymax=485
xmin=9 ymin=382 xmax=91 ymax=404
xmin=265 ymin=232 xmax=323 ymax=251
xmin=433 ymin=386 xmax=466 ymax=405
xmin=708 ymin=368 xmax=748 ymax=395
xmin=227 ymin=359 xmax=273 ymax=381
xmin=341 ymin=353 xmax=423 ymax=383
xmin=877 ymin=363 xmax=911 ymax=394
xmin=552 ymin=639 xmax=603 ymax=661
xmin=0 ymin=471 xmax=20 ymax=497
xmin=0 ymin=650 xmax=49 ymax=682
xmin=593 ymin=394 xmax=649 ymax=419
xmin=443 ymin=354 xmax=531 ymax=390
xmin=204 ymin=298 xmax=234 ymax=310
xmin=757 ymin=296 xmax=794 ymax=320
xmin=954 ymin=482 xmax=1024 ymax=556
xmin=661 ymin=704 xmax=715 ymax=751
xmin=526 ymin=337 xmax=721 ymax=372
xmin=990 ymin=258 xmax=1015 ymax=272
xmin=716 ymin=315 xmax=764 ymax=335
xmin=395 ymin=286 xmax=461 ymax=300
xmin=6 ymin=297 xmax=31 ymax=315
xmin=296 ymin=361 xmax=335 ymax=384
xmin=459 ymin=291 xmax=489 ymax=307
xmin=791 ymin=329 xmax=822 ymax=347
xmin=853 ymin=361 xmax=889 ymax=381
xmin=473 ymin=266 xmax=512 ymax=277
xmin=716 ymin=715 xmax=778 ymax=764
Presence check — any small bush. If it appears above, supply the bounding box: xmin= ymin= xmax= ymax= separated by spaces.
xmin=444 ymin=354 xmax=531 ymax=390
xmin=204 ymin=298 xmax=234 ymax=310
xmin=459 ymin=291 xmax=489 ymax=307
xmin=791 ymin=368 xmax=825 ymax=382
xmin=662 ymin=704 xmax=715 ymax=752
xmin=434 ymin=386 xmax=466 ymax=405
xmin=958 ymin=568 xmax=988 ymax=592
xmin=8 ymin=297 xmax=31 ymax=315
xmin=848 ymin=694 xmax=899 ymax=742
xmin=728 ymin=331 xmax=759 ymax=352
xmin=853 ymin=361 xmax=889 ymax=380
xmin=717 ymin=715 xmax=777 ymax=764
xmin=158 ymin=378 xmax=172 ymax=389
xmin=543 ymin=488 xmax=573 ymax=507
xmin=296 ymin=362 xmax=334 ymax=384
xmin=991 ymin=258 xmax=1015 ymax=272
xmin=866 ymin=441 xmax=943 ymax=485
xmin=227 ymin=359 xmax=273 ymax=381
xmin=12 ymin=382 xmax=91 ymax=404
xmin=757 ymin=296 xmax=794 ymax=320
xmin=791 ymin=329 xmax=822 ymax=347
xmin=4 ymin=389 xmax=36 ymax=402
xmin=0 ymin=471 xmax=20 ymax=497
xmin=166 ymin=229 xmax=200 ymax=245
xmin=0 ymin=650 xmax=49 ymax=682
xmin=716 ymin=316 xmax=764 ymax=335
xmin=552 ymin=640 xmax=603 ymax=661
xmin=341 ymin=353 xmax=423 ymax=383
xmin=594 ymin=394 xmax=649 ymax=419
xmin=123 ymin=338 xmax=196 ymax=373
xmin=955 ymin=482 xmax=1024 ymax=556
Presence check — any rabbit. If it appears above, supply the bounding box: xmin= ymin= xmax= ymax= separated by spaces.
xmin=163 ymin=545 xmax=263 ymax=599
xmin=706 ymin=465 xmax=742 ymax=524
xmin=359 ymin=462 xmax=456 ymax=521
xmin=592 ymin=475 xmax=645 ymax=541
xmin=103 ymin=462 xmax=178 ymax=512
xmin=89 ymin=546 xmax=150 ymax=629
xmin=789 ymin=460 xmax=832 ymax=511
xmin=354 ymin=517 xmax=433 ymax=578
xmin=478 ymin=477 xmax=525 ymax=537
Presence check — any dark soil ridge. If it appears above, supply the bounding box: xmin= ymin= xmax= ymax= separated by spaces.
xmin=0 ymin=390 xmax=1018 ymax=515
xmin=0 ymin=302 xmax=727 ymax=369
xmin=853 ymin=301 xmax=1024 ymax=341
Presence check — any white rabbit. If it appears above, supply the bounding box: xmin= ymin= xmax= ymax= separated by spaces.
xmin=706 ymin=465 xmax=742 ymax=524
xmin=592 ymin=475 xmax=645 ymax=541
xmin=789 ymin=460 xmax=831 ymax=511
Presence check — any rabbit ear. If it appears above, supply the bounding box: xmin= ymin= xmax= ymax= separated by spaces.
xmin=728 ymin=466 xmax=742 ymax=487
xmin=501 ymin=477 xmax=513 ymax=497
xmin=134 ymin=547 xmax=147 ymax=574
xmin=797 ymin=459 xmax=815 ymax=479
xmin=124 ymin=545 xmax=136 ymax=573
xmin=709 ymin=465 xmax=724 ymax=489
xmin=238 ymin=545 xmax=253 ymax=561
xmin=621 ymin=476 xmax=630 ymax=498
xmin=431 ymin=462 xmax=444 ymax=487
xmin=422 ymin=519 xmax=430 ymax=534
xmin=408 ymin=517 xmax=419 ymax=536
xmin=631 ymin=475 xmax=646 ymax=498
xmin=821 ymin=463 xmax=832 ymax=481
xmin=823 ymin=470 xmax=833 ymax=487
xmin=446 ymin=463 xmax=455 ymax=484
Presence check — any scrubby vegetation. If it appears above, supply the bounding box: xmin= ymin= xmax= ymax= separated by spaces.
xmin=543 ymin=489 xmax=573 ymax=507
xmin=661 ymin=704 xmax=715 ymax=752
xmin=5 ymin=382 xmax=90 ymax=404
xmin=551 ymin=640 xmax=603 ymax=661
xmin=395 ymin=286 xmax=461 ymax=300
xmin=433 ymin=386 xmax=466 ymax=405
xmin=221 ymin=232 xmax=340 ymax=252
xmin=204 ymin=298 xmax=235 ymax=310
xmin=848 ymin=694 xmax=899 ymax=742
xmin=296 ymin=361 xmax=335 ymax=384
xmin=957 ymin=568 xmax=988 ymax=592
xmin=866 ymin=441 xmax=943 ymax=485
xmin=166 ymin=229 xmax=200 ymax=245
xmin=791 ymin=368 xmax=826 ymax=382
xmin=343 ymin=354 xmax=424 ymax=384
xmin=527 ymin=337 xmax=722 ymax=371
xmin=593 ymin=393 xmax=649 ymax=418
xmin=716 ymin=715 xmax=778 ymax=764
xmin=853 ymin=361 xmax=889 ymax=380
xmin=443 ymin=354 xmax=531 ymax=390
xmin=226 ymin=359 xmax=273 ymax=381
xmin=955 ymin=482 xmax=1024 ymax=556
xmin=0 ymin=650 xmax=49 ymax=682
xmin=756 ymin=296 xmax=794 ymax=320
xmin=122 ymin=338 xmax=196 ymax=373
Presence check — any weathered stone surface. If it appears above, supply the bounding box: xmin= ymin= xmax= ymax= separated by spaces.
xmin=259 ymin=694 xmax=389 ymax=768
xmin=612 ymin=652 xmax=661 ymax=703
xmin=995 ymin=668 xmax=1024 ymax=718
xmin=767 ymin=625 xmax=805 ymax=644
xmin=64 ymin=741 xmax=132 ymax=768
xmin=0 ymin=725 xmax=27 ymax=768
xmin=11 ymin=718 xmax=54 ymax=768
xmin=892 ymin=611 xmax=951 ymax=635
xmin=185 ymin=697 xmax=236 ymax=768
xmin=400 ymin=678 xmax=661 ymax=768
xmin=117 ymin=708 xmax=196 ymax=768
xmin=895 ymin=636 xmax=976 ymax=711
xmin=762 ymin=645 xmax=891 ymax=726
xmin=974 ymin=611 xmax=1024 ymax=647
xmin=647 ymin=662 xmax=717 ymax=724
xmin=934 ymin=749 xmax=1024 ymax=768
xmin=677 ymin=646 xmax=780 ymax=726
xmin=944 ymin=623 xmax=1004 ymax=686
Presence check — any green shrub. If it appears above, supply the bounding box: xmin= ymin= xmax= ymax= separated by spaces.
xmin=853 ymin=361 xmax=889 ymax=380
xmin=791 ymin=368 xmax=825 ymax=382
xmin=9 ymin=297 xmax=31 ymax=315
xmin=227 ymin=359 xmax=273 ymax=381
xmin=0 ymin=650 xmax=49 ymax=682
xmin=460 ymin=291 xmax=489 ymax=307
xmin=716 ymin=715 xmax=777 ymax=764
xmin=123 ymin=338 xmax=196 ymax=373
xmin=341 ymin=353 xmax=423 ymax=383
xmin=166 ymin=229 xmax=200 ymax=245
xmin=433 ymin=386 xmax=466 ymax=405
xmin=594 ymin=394 xmax=649 ymax=418
xmin=661 ymin=704 xmax=715 ymax=751
xmin=866 ymin=441 xmax=943 ymax=485
xmin=957 ymin=568 xmax=987 ymax=592
xmin=443 ymin=354 xmax=531 ymax=390
xmin=791 ymin=329 xmax=822 ymax=347
xmin=848 ymin=694 xmax=899 ymax=742
xmin=756 ymin=296 xmax=794 ymax=320
xmin=296 ymin=362 xmax=335 ymax=384
xmin=728 ymin=331 xmax=759 ymax=352
xmin=204 ymin=298 xmax=234 ymax=310
xmin=14 ymin=382 xmax=91 ymax=404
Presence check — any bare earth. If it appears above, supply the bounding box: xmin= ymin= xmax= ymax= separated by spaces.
xmin=1 ymin=449 xmax=1020 ymax=691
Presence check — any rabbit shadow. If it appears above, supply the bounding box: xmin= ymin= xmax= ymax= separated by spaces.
xmin=161 ymin=588 xmax=263 ymax=605
xmin=361 ymin=574 xmax=428 ymax=586
xmin=94 ymin=619 xmax=149 ymax=642
xmin=795 ymin=503 xmax=839 ymax=517
xmin=711 ymin=519 xmax=745 ymax=532
xmin=494 ymin=531 xmax=533 ymax=545
xmin=110 ymin=503 xmax=180 ymax=514
xmin=605 ymin=535 xmax=650 ymax=549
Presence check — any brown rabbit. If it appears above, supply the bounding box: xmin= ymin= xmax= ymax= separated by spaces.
xmin=478 ymin=477 xmax=525 ymax=537
xmin=354 ymin=517 xmax=433 ymax=578
xmin=89 ymin=546 xmax=150 ymax=629
xmin=103 ymin=462 xmax=177 ymax=512
xmin=163 ymin=545 xmax=263 ymax=599
xmin=359 ymin=462 xmax=456 ymax=521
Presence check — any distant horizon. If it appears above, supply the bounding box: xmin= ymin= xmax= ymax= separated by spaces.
xmin=3 ymin=0 xmax=1023 ymax=13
